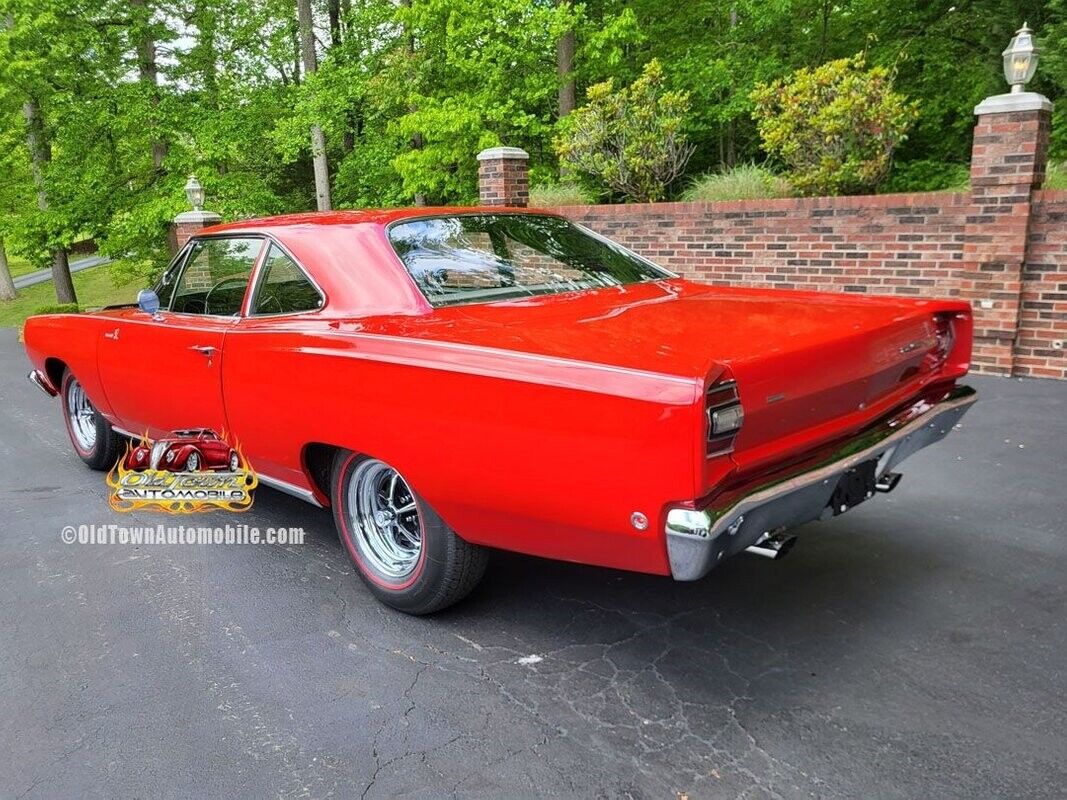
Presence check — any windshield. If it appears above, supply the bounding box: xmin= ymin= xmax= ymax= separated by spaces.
xmin=387 ymin=214 xmax=670 ymax=306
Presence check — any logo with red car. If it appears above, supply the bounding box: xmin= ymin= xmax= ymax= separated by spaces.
xmin=108 ymin=429 xmax=257 ymax=513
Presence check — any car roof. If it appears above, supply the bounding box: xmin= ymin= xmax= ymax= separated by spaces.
xmin=202 ymin=206 xmax=562 ymax=236
xmin=195 ymin=207 xmax=569 ymax=318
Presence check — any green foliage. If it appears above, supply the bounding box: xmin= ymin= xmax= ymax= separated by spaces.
xmin=528 ymin=183 xmax=592 ymax=207
xmin=1046 ymin=161 xmax=1067 ymax=190
xmin=752 ymin=55 xmax=918 ymax=196
xmin=556 ymin=60 xmax=694 ymax=202
xmin=0 ymin=0 xmax=1063 ymax=291
xmin=682 ymin=164 xmax=794 ymax=202
xmin=882 ymin=160 xmax=971 ymax=193
xmin=32 ymin=302 xmax=80 ymax=315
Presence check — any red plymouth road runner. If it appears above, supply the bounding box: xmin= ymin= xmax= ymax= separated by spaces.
xmin=24 ymin=208 xmax=976 ymax=613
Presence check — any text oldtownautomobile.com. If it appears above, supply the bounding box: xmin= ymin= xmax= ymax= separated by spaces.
xmin=60 ymin=523 xmax=306 ymax=546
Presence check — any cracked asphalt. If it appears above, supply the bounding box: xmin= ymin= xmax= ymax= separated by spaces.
xmin=1 ymin=327 xmax=1064 ymax=799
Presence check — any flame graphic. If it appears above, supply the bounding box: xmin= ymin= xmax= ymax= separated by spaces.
xmin=106 ymin=430 xmax=259 ymax=514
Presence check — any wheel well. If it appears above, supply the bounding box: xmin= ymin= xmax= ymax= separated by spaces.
xmin=44 ymin=358 xmax=66 ymax=391
xmin=302 ymin=443 xmax=348 ymax=507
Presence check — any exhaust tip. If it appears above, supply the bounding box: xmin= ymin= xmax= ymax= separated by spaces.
xmin=876 ymin=472 xmax=902 ymax=493
xmin=745 ymin=531 xmax=797 ymax=560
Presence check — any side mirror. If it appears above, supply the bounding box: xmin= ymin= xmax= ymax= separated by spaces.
xmin=137 ymin=289 xmax=162 ymax=318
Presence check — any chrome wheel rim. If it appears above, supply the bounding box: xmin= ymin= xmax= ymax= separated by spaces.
xmin=229 ymin=452 xmax=240 ymax=471
xmin=346 ymin=459 xmax=423 ymax=580
xmin=66 ymin=377 xmax=97 ymax=452
xmin=186 ymin=452 xmax=200 ymax=471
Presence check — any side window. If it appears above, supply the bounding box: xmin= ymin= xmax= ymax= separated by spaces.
xmin=251 ymin=245 xmax=324 ymax=315
xmin=171 ymin=237 xmax=262 ymax=316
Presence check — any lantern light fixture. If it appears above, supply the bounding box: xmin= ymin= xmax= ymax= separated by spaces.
xmin=1002 ymin=23 xmax=1039 ymax=94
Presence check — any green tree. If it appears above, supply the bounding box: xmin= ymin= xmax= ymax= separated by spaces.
xmin=751 ymin=55 xmax=917 ymax=196
xmin=555 ymin=59 xmax=694 ymax=202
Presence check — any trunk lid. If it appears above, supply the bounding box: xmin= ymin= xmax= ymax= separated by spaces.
xmin=364 ymin=278 xmax=965 ymax=475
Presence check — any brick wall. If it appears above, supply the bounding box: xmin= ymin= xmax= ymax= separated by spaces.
xmin=1020 ymin=190 xmax=1067 ymax=378
xmin=545 ymin=190 xmax=1066 ymax=378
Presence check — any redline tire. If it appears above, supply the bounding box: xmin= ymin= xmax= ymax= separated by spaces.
xmin=331 ymin=451 xmax=487 ymax=614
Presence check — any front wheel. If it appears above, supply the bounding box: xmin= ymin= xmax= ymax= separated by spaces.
xmin=331 ymin=452 xmax=487 ymax=614
xmin=60 ymin=369 xmax=121 ymax=471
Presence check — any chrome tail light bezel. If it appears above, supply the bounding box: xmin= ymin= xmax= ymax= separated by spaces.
xmin=705 ymin=378 xmax=743 ymax=457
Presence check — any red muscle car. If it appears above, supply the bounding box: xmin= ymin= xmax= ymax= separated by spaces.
xmin=123 ymin=429 xmax=241 ymax=473
xmin=24 ymin=208 xmax=976 ymax=614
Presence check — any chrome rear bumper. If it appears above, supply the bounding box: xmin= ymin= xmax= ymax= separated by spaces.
xmin=666 ymin=385 xmax=977 ymax=581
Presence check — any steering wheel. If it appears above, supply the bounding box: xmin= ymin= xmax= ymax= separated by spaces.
xmin=256 ymin=291 xmax=284 ymax=315
xmin=203 ymin=277 xmax=250 ymax=316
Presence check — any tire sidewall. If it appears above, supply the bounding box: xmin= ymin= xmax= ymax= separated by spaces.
xmin=332 ymin=452 xmax=448 ymax=613
xmin=61 ymin=370 xmax=99 ymax=463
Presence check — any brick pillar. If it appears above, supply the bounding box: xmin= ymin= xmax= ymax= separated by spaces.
xmin=477 ymin=147 xmax=529 ymax=207
xmin=962 ymin=91 xmax=1051 ymax=374
xmin=172 ymin=209 xmax=223 ymax=253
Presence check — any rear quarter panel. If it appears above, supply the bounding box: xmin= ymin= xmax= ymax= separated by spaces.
xmin=221 ymin=322 xmax=706 ymax=575
xmin=23 ymin=313 xmax=116 ymax=417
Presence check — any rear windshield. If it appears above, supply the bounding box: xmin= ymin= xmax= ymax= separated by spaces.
xmin=387 ymin=214 xmax=669 ymax=306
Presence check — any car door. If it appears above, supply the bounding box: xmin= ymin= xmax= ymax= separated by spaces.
xmin=221 ymin=241 xmax=327 ymax=487
xmin=97 ymin=236 xmax=265 ymax=437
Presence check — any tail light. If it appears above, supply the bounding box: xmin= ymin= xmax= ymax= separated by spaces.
xmin=706 ymin=378 xmax=743 ymax=457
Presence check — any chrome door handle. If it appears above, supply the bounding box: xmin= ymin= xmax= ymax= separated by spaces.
xmin=103 ymin=328 xmax=120 ymax=340
xmin=190 ymin=345 xmax=217 ymax=365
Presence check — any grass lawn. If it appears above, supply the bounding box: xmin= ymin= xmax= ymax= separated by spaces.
xmin=0 ymin=265 xmax=139 ymax=329
xmin=6 ymin=254 xmax=36 ymax=278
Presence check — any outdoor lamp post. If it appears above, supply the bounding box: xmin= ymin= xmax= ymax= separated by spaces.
xmin=1003 ymin=23 xmax=1039 ymax=93
xmin=184 ymin=175 xmax=205 ymax=211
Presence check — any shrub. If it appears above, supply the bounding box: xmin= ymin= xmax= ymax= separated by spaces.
xmin=882 ymin=160 xmax=970 ymax=193
xmin=682 ymin=164 xmax=794 ymax=202
xmin=751 ymin=55 xmax=917 ymax=196
xmin=32 ymin=303 xmax=80 ymax=315
xmin=528 ymin=183 xmax=593 ymax=207
xmin=555 ymin=59 xmax=694 ymax=203
xmin=1045 ymin=161 xmax=1067 ymax=190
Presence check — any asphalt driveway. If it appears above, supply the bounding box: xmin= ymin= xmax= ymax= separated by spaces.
xmin=0 ymin=328 xmax=1064 ymax=799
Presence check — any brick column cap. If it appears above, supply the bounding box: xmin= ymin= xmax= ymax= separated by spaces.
xmin=477 ymin=146 xmax=529 ymax=162
xmin=974 ymin=91 xmax=1052 ymax=116
xmin=174 ymin=209 xmax=223 ymax=224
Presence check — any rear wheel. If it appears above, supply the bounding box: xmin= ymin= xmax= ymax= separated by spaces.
xmin=331 ymin=452 xmax=487 ymax=614
xmin=60 ymin=369 xmax=121 ymax=471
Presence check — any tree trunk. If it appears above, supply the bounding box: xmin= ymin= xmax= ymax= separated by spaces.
xmin=556 ymin=2 xmax=576 ymax=182
xmin=297 ymin=0 xmax=332 ymax=210
xmin=22 ymin=98 xmax=76 ymax=305
xmin=328 ymin=0 xmax=342 ymax=47
xmin=399 ymin=0 xmax=425 ymax=205
xmin=197 ymin=2 xmax=220 ymax=108
xmin=0 ymin=238 xmax=17 ymax=302
xmin=726 ymin=4 xmax=737 ymax=168
xmin=132 ymin=0 xmax=166 ymax=173
xmin=556 ymin=28 xmax=576 ymax=118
